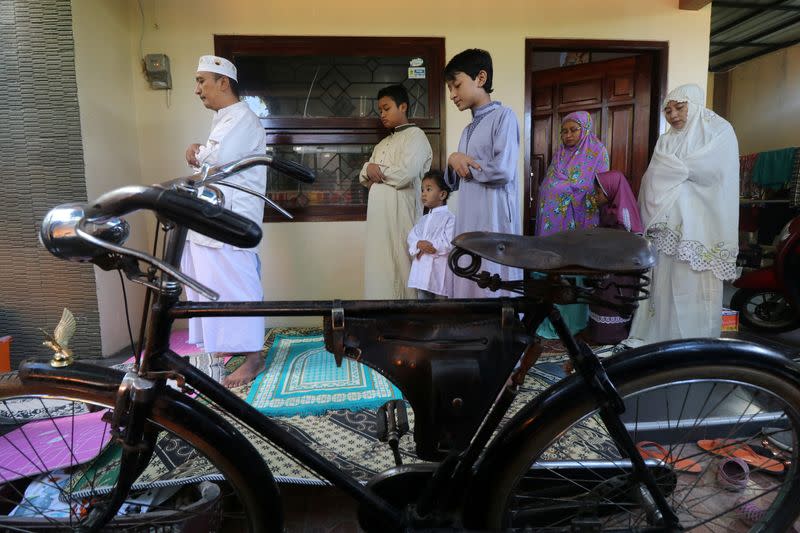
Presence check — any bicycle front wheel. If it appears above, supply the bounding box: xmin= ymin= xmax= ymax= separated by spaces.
xmin=0 ymin=366 xmax=278 ymax=532
xmin=483 ymin=343 xmax=800 ymax=531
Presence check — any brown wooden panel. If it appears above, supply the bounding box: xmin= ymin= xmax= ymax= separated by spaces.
xmin=530 ymin=115 xmax=552 ymax=236
xmin=533 ymin=86 xmax=553 ymax=112
xmin=630 ymin=54 xmax=653 ymax=196
xmin=264 ymin=204 xmax=366 ymax=223
xmin=528 ymin=154 xmax=546 ymax=235
xmin=527 ymin=53 xmax=658 ymax=233
xmin=533 ymin=115 xmax=552 ymax=168
xmin=608 ymin=74 xmax=635 ymax=101
xmin=533 ymin=56 xmax=636 ymax=86
xmin=559 ymin=79 xmax=602 ymax=107
xmin=607 ymin=105 xmax=633 ymax=178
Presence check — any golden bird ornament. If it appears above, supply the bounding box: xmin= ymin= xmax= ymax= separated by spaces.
xmin=42 ymin=308 xmax=77 ymax=367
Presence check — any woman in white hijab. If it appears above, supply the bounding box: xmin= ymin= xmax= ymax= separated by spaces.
xmin=625 ymin=83 xmax=739 ymax=345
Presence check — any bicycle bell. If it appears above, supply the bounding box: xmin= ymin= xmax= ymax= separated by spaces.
xmin=40 ymin=203 xmax=130 ymax=262
xmin=196 ymin=184 xmax=225 ymax=208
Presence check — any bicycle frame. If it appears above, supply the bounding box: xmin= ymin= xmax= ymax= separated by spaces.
xmin=133 ymin=222 xmax=536 ymax=528
xmin=72 ymin=214 xmax=677 ymax=531
xmin=27 ymin=159 xmax=696 ymax=531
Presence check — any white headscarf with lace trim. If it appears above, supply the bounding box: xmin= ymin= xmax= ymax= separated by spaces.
xmin=638 ymin=84 xmax=740 ymax=280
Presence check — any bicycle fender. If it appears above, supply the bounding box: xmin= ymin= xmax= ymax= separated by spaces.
xmin=156 ymin=390 xmax=282 ymax=532
xmin=462 ymin=338 xmax=800 ymax=526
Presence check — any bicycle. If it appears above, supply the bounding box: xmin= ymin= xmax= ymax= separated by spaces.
xmin=1 ymin=154 xmax=799 ymax=531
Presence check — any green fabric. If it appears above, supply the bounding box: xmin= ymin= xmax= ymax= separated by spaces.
xmin=531 ymin=273 xmax=589 ymax=339
xmin=752 ymin=148 xmax=797 ymax=189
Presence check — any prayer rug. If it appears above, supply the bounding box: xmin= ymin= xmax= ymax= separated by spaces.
xmin=245 ymin=333 xmax=403 ymax=417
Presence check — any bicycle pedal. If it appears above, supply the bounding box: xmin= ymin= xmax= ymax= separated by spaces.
xmin=376 ymin=400 xmax=409 ymax=442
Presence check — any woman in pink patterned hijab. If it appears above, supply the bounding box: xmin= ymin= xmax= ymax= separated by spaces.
xmin=536 ymin=111 xmax=610 ymax=236
xmin=535 ymin=111 xmax=610 ymax=340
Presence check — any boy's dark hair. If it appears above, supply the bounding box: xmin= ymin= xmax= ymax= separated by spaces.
xmin=422 ymin=169 xmax=451 ymax=206
xmin=377 ymin=85 xmax=409 ymax=110
xmin=443 ymin=49 xmax=494 ymax=94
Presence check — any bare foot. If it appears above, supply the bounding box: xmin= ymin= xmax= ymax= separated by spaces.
xmin=223 ymin=352 xmax=265 ymax=389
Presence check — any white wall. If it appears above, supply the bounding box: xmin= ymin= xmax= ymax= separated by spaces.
xmin=727 ymin=44 xmax=800 ymax=154
xmin=71 ymin=0 xmax=148 ymax=355
xmin=71 ymin=0 xmax=712 ymax=338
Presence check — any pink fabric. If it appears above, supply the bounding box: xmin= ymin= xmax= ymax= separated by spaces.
xmin=0 ymin=411 xmax=111 ymax=482
xmin=596 ymin=170 xmax=643 ymax=234
xmin=135 ymin=329 xmax=202 ymax=358
xmin=169 ymin=329 xmax=203 ymax=356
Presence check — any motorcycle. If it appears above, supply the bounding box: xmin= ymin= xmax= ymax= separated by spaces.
xmin=731 ymin=214 xmax=800 ymax=333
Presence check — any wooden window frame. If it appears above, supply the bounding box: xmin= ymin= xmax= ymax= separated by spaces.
xmin=215 ymin=36 xmax=446 ymax=222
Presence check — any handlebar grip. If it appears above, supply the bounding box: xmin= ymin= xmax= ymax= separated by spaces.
xmin=86 ymin=186 xmax=262 ymax=248
xmin=154 ymin=189 xmax=262 ymax=248
xmin=269 ymin=158 xmax=316 ymax=184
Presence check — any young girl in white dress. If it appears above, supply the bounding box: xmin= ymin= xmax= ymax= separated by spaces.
xmin=407 ymin=170 xmax=455 ymax=299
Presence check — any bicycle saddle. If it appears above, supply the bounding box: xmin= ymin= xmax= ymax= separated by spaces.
xmin=452 ymin=228 xmax=655 ymax=274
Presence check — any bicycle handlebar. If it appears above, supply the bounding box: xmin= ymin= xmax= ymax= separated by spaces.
xmin=201 ymin=154 xmax=315 ymax=185
xmin=41 ymin=155 xmax=316 ymax=297
xmin=85 ymin=185 xmax=263 ymax=249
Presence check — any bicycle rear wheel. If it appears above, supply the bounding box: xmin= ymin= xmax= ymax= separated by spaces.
xmin=483 ymin=350 xmax=800 ymax=531
xmin=0 ymin=368 xmax=277 ymax=532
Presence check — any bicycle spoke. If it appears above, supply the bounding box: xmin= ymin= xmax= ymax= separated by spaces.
xmin=497 ymin=372 xmax=800 ymax=532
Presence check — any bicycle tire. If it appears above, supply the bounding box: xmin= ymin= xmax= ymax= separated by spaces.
xmin=0 ymin=367 xmax=278 ymax=532
xmin=479 ymin=342 xmax=800 ymax=531
xmin=730 ymin=288 xmax=800 ymax=333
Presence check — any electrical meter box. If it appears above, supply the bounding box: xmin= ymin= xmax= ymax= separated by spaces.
xmin=144 ymin=54 xmax=172 ymax=90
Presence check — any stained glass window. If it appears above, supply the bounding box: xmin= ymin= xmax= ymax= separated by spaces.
xmin=215 ymin=36 xmax=445 ymax=222
xmin=237 ymin=56 xmax=430 ymax=121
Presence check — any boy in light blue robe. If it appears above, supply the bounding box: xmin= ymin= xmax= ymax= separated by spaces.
xmin=444 ymin=49 xmax=522 ymax=298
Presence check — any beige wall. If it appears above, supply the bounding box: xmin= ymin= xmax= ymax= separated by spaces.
xmin=728 ymin=44 xmax=800 ymax=155
xmin=72 ymin=0 xmax=148 ymax=355
xmin=71 ymin=0 xmax=712 ymax=339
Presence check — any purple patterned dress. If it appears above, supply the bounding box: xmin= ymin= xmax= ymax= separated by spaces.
xmin=535 ymin=111 xmax=610 ymax=236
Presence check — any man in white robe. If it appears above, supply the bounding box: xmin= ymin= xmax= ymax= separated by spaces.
xmin=181 ymin=55 xmax=267 ymax=387
xmin=360 ymin=85 xmax=432 ymax=299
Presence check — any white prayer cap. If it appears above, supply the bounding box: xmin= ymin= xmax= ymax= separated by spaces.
xmin=196 ymin=55 xmax=237 ymax=82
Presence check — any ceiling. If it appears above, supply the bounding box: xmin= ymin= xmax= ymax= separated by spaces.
xmin=709 ymin=0 xmax=800 ymax=71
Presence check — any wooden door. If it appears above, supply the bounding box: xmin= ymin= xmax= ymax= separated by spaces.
xmin=525 ymin=55 xmax=653 ymax=235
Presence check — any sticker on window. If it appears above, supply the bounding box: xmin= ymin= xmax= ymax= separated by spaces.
xmin=408 ymin=67 xmax=426 ymax=79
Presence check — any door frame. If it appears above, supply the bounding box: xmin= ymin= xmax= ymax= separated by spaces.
xmin=523 ymin=38 xmax=668 ymax=234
